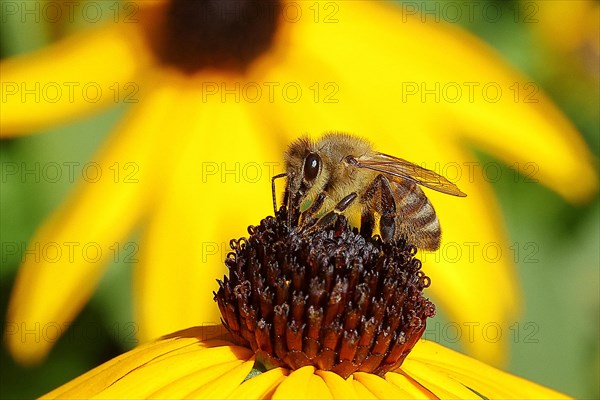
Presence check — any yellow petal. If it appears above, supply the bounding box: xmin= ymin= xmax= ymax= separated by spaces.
xmin=408 ymin=340 xmax=571 ymax=399
xmin=43 ymin=326 xmax=235 ymax=399
xmin=183 ymin=359 xmax=255 ymax=399
xmin=227 ymin=368 xmax=288 ymax=399
xmin=306 ymin=373 xmax=333 ymax=400
xmin=134 ymin=74 xmax=282 ymax=341
xmin=147 ymin=359 xmax=252 ymax=399
xmin=384 ymin=372 xmax=437 ymax=399
xmin=351 ymin=379 xmax=378 ymax=400
xmin=272 ymin=366 xmax=317 ymax=399
xmin=316 ymin=371 xmax=362 ymax=400
xmin=43 ymin=338 xmax=194 ymax=399
xmin=0 ymin=22 xmax=152 ymax=135
xmin=400 ymin=359 xmax=481 ymax=399
xmin=353 ymin=372 xmax=415 ymax=399
xmin=5 ymin=78 xmax=179 ymax=365
xmin=90 ymin=345 xmax=252 ymax=399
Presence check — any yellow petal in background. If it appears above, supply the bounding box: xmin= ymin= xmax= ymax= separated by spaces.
xmin=5 ymin=78 xmax=178 ymax=365
xmin=135 ymin=74 xmax=282 ymax=341
xmin=0 ymin=23 xmax=151 ymax=135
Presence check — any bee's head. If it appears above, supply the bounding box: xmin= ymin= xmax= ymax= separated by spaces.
xmin=284 ymin=137 xmax=324 ymax=207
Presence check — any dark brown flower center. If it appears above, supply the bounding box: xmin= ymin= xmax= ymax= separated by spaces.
xmin=152 ymin=0 xmax=281 ymax=74
xmin=214 ymin=208 xmax=435 ymax=379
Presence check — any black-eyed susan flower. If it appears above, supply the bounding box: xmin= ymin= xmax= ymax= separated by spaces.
xmin=41 ymin=210 xmax=570 ymax=399
xmin=2 ymin=0 xmax=597 ymax=367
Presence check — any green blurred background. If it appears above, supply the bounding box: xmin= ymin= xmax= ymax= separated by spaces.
xmin=0 ymin=0 xmax=598 ymax=398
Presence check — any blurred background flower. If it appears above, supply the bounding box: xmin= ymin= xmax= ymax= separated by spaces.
xmin=0 ymin=0 xmax=598 ymax=398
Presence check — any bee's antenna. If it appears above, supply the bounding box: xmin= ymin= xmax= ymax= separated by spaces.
xmin=271 ymin=173 xmax=287 ymax=214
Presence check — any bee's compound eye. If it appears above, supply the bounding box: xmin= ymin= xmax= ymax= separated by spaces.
xmin=303 ymin=153 xmax=321 ymax=181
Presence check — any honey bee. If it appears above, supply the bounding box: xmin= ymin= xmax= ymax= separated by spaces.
xmin=272 ymin=132 xmax=466 ymax=251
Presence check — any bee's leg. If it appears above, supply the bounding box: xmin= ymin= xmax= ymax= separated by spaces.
xmin=304 ymin=192 xmax=358 ymax=234
xmin=271 ymin=172 xmax=288 ymax=214
xmin=299 ymin=192 xmax=327 ymax=227
xmin=378 ymin=181 xmax=397 ymax=242
xmin=362 ymin=175 xmax=396 ymax=241
xmin=360 ymin=213 xmax=375 ymax=238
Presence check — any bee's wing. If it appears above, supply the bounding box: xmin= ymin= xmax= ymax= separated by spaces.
xmin=352 ymin=153 xmax=467 ymax=197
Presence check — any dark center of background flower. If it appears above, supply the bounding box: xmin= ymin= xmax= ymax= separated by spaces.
xmin=154 ymin=0 xmax=282 ymax=74
xmin=215 ymin=208 xmax=436 ymax=379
